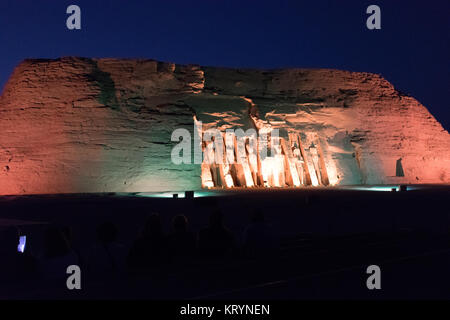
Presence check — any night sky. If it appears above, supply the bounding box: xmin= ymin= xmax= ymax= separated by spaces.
xmin=0 ymin=0 xmax=449 ymax=130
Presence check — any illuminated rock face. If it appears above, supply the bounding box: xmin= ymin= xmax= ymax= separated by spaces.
xmin=0 ymin=57 xmax=449 ymax=195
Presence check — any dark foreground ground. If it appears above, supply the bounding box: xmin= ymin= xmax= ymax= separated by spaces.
xmin=0 ymin=185 xmax=449 ymax=300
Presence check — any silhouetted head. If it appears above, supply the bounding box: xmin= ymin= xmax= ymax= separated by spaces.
xmin=251 ymin=209 xmax=265 ymax=223
xmin=0 ymin=226 xmax=19 ymax=254
xmin=143 ymin=213 xmax=162 ymax=237
xmin=43 ymin=227 xmax=71 ymax=258
xmin=61 ymin=226 xmax=73 ymax=245
xmin=172 ymin=215 xmax=188 ymax=233
xmin=96 ymin=222 xmax=118 ymax=244
xmin=209 ymin=209 xmax=223 ymax=228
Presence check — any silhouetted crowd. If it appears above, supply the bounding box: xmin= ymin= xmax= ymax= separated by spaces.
xmin=0 ymin=209 xmax=278 ymax=289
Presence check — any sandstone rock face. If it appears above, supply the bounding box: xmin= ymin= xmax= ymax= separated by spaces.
xmin=0 ymin=57 xmax=448 ymax=195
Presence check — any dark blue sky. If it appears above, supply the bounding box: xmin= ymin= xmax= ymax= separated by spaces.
xmin=1 ymin=0 xmax=449 ymax=129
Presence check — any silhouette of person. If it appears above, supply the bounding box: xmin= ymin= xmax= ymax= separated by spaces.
xmin=128 ymin=213 xmax=168 ymax=270
xmin=61 ymin=225 xmax=83 ymax=267
xmin=198 ymin=209 xmax=236 ymax=259
xmin=167 ymin=215 xmax=196 ymax=263
xmin=87 ymin=221 xmax=127 ymax=278
xmin=243 ymin=210 xmax=277 ymax=258
xmin=39 ymin=226 xmax=80 ymax=281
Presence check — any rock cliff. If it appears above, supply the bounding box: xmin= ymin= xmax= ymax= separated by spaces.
xmin=0 ymin=57 xmax=448 ymax=194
